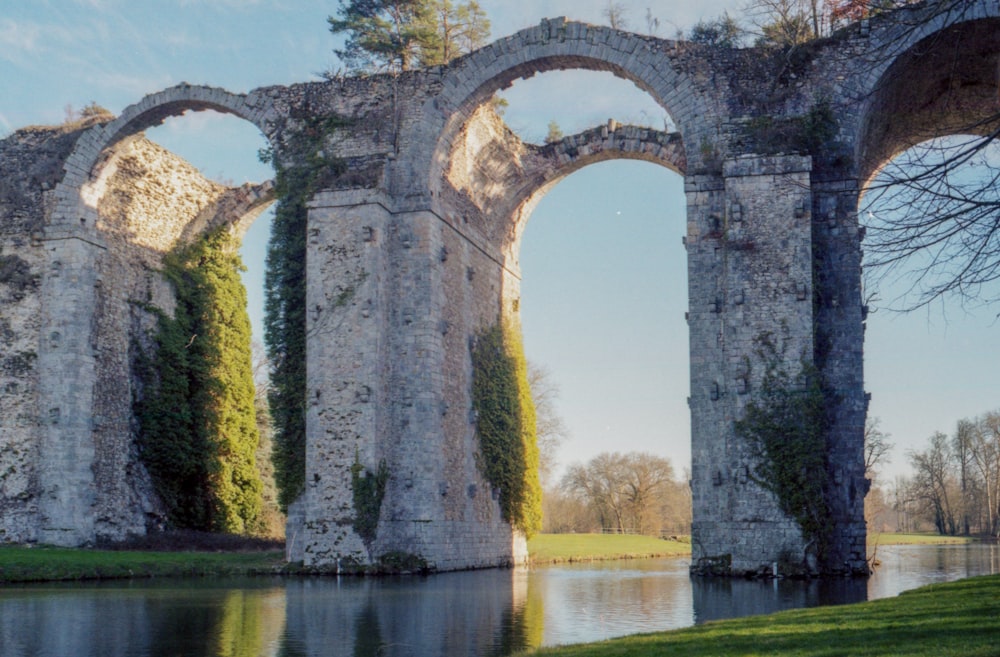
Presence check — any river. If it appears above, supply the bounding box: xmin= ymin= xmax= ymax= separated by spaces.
xmin=0 ymin=543 xmax=996 ymax=656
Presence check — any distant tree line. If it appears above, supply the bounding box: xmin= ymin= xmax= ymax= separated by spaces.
xmin=545 ymin=451 xmax=691 ymax=536
xmin=890 ymin=411 xmax=1000 ymax=538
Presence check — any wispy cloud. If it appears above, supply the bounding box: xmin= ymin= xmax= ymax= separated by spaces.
xmin=0 ymin=19 xmax=41 ymax=60
xmin=72 ymin=0 xmax=117 ymax=10
xmin=87 ymin=71 xmax=175 ymax=99
xmin=0 ymin=112 xmax=12 ymax=136
xmin=175 ymin=0 xmax=269 ymax=8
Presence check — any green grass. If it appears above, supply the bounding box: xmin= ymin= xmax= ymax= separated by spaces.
xmin=526 ymin=532 xmax=976 ymax=565
xmin=528 ymin=533 xmax=690 ymax=564
xmin=515 ymin=574 xmax=1000 ymax=657
xmin=0 ymin=546 xmax=285 ymax=583
xmin=871 ymin=532 xmax=977 ymax=545
xmin=0 ymin=532 xmax=977 ymax=583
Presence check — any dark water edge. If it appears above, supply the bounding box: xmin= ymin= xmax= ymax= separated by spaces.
xmin=0 ymin=543 xmax=997 ymax=657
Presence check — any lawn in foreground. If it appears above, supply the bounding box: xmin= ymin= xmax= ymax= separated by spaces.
xmin=515 ymin=574 xmax=1000 ymax=657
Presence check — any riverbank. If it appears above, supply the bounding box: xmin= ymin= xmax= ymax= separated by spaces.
xmin=0 ymin=545 xmax=285 ymax=583
xmin=0 ymin=532 xmax=978 ymax=583
xmin=513 ymin=573 xmax=1000 ymax=657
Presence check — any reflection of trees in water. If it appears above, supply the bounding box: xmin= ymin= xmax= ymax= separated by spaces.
xmin=491 ymin=572 xmax=544 ymax=656
xmin=145 ymin=587 xmax=228 ymax=655
xmin=352 ymin=602 xmax=386 ymax=657
xmin=214 ymin=589 xmax=286 ymax=657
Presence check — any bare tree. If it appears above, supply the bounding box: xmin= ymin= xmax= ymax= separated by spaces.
xmin=527 ymin=361 xmax=568 ymax=485
xmin=643 ymin=7 xmax=660 ymax=36
xmin=863 ymin=133 xmax=1000 ymax=309
xmin=561 ymin=451 xmax=682 ymax=535
xmin=908 ymin=432 xmax=960 ymax=535
xmin=563 ymin=453 xmax=631 ymax=533
xmin=969 ymin=412 xmax=1000 ymax=537
xmin=848 ymin=1 xmax=1000 ymax=310
xmin=953 ymin=417 xmax=977 ymax=535
xmin=602 ymin=1 xmax=629 ymax=30
xmin=541 ymin=486 xmax=596 ymax=533
xmin=621 ymin=452 xmax=676 ymax=534
xmin=864 ymin=416 xmax=893 ymax=478
xmin=744 ymin=0 xmax=817 ymax=45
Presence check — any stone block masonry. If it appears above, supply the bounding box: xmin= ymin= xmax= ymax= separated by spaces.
xmin=3 ymin=1 xmax=997 ymax=574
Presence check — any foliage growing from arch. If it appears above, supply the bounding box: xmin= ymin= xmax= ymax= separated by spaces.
xmin=470 ymin=322 xmax=542 ymax=537
xmin=328 ymin=0 xmax=490 ymax=73
xmin=260 ymin=116 xmax=350 ymax=511
xmin=734 ymin=332 xmax=833 ymax=561
xmin=689 ymin=13 xmax=744 ymax=48
xmin=136 ymin=228 xmax=263 ymax=534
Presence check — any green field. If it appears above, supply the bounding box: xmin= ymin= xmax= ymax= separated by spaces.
xmin=527 ymin=533 xmax=690 ymax=564
xmin=515 ymin=574 xmax=1000 ymax=657
xmin=0 ymin=545 xmax=284 ymax=583
xmin=527 ymin=532 xmax=973 ymax=565
xmin=871 ymin=532 xmax=977 ymax=545
xmin=0 ymin=532 xmax=979 ymax=583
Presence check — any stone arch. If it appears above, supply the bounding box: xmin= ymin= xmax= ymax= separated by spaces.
xmin=48 ymin=84 xmax=277 ymax=236
xmin=34 ymin=85 xmax=278 ymax=546
xmin=185 ymin=180 xmax=277 ymax=244
xmin=407 ymin=18 xmax=713 ymax=205
xmin=856 ymin=3 xmax=1000 ymax=184
xmin=502 ymin=123 xmax=686 ymax=267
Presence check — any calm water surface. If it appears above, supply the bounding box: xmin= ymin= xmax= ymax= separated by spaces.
xmin=1 ymin=544 xmax=997 ymax=656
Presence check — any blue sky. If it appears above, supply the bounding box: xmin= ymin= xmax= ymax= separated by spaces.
xmin=2 ymin=0 xmax=996 ymax=484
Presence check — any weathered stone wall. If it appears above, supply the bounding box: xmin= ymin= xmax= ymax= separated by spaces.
xmin=87 ymin=137 xmax=236 ymax=541
xmin=0 ymin=119 xmax=275 ymax=543
xmin=0 ymin=125 xmax=64 ymax=542
xmin=687 ymin=155 xmax=818 ymax=573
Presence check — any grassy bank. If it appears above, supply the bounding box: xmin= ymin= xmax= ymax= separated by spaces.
xmin=527 ymin=533 xmax=690 ymax=564
xmin=527 ymin=532 xmax=974 ymax=565
xmin=0 ymin=545 xmax=285 ymax=583
xmin=872 ymin=532 xmax=977 ymax=545
xmin=0 ymin=532 xmax=979 ymax=583
xmin=515 ymin=574 xmax=1000 ymax=657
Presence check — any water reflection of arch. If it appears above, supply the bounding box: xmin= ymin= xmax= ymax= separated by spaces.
xmin=691 ymin=577 xmax=867 ymax=624
xmin=280 ymin=569 xmax=533 ymax=655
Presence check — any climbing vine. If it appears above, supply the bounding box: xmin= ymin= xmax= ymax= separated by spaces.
xmin=351 ymin=454 xmax=389 ymax=547
xmin=470 ymin=322 xmax=542 ymax=537
xmin=135 ymin=227 xmax=263 ymax=534
xmin=260 ymin=114 xmax=350 ymax=511
xmin=734 ymin=332 xmax=832 ymax=562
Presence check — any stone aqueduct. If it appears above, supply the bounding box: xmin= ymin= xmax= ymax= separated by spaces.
xmin=1 ymin=2 xmax=997 ymax=575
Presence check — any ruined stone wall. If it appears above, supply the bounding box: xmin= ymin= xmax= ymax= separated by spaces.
xmin=0 ymin=126 xmax=67 ymax=541
xmin=0 ymin=118 xmax=273 ymax=543
xmin=88 ymin=136 xmax=236 ymax=540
